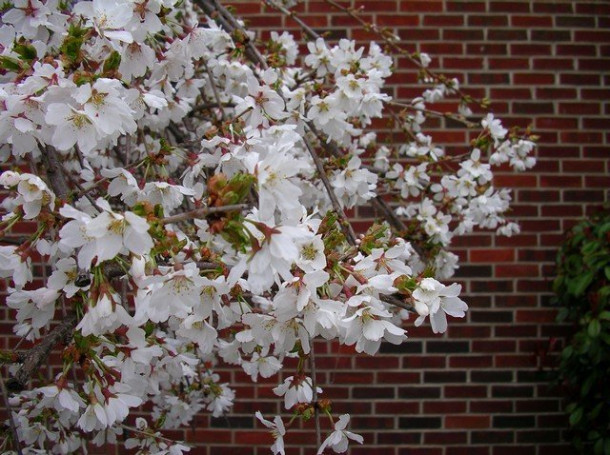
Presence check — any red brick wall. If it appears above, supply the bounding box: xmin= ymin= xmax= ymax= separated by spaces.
xmin=3 ymin=1 xmax=609 ymax=454
xmin=191 ymin=1 xmax=609 ymax=454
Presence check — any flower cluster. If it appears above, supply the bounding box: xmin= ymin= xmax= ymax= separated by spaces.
xmin=0 ymin=0 xmax=535 ymax=453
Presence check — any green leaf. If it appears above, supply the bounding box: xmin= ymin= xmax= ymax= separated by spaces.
xmin=103 ymin=50 xmax=121 ymax=73
xmin=61 ymin=35 xmax=84 ymax=63
xmin=556 ymin=307 xmax=570 ymax=322
xmin=589 ymin=401 xmax=603 ymax=419
xmin=573 ymin=271 xmax=594 ymax=296
xmin=582 ymin=241 xmax=601 ymax=256
xmin=599 ymin=221 xmax=610 ymax=234
xmin=0 ymin=55 xmax=22 ymax=71
xmin=13 ymin=43 xmax=37 ymax=61
xmin=600 ymin=332 xmax=610 ymax=345
xmin=581 ymin=374 xmax=596 ymax=396
xmin=595 ymin=438 xmax=604 ymax=455
xmin=589 ymin=319 xmax=602 ymax=337
xmin=570 ymin=407 xmax=583 ymax=426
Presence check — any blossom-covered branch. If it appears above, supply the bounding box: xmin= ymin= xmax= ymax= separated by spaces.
xmin=0 ymin=0 xmax=535 ymax=453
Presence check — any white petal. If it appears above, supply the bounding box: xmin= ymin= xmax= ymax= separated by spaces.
xmin=362 ymin=320 xmax=385 ymax=341
xmin=124 ymin=226 xmax=153 ymax=255
xmin=442 ymin=297 xmax=468 ymax=318
xmin=430 ymin=310 xmax=447 ymax=334
xmin=104 ymin=30 xmax=133 ymax=43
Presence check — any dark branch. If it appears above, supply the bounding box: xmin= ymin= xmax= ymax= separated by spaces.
xmin=39 ymin=145 xmax=71 ymax=200
xmin=6 ymin=313 xmax=77 ymax=392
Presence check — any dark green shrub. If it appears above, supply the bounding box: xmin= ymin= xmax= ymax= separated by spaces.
xmin=554 ymin=208 xmax=610 ymax=454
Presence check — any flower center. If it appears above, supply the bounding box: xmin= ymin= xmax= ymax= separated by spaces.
xmin=108 ymin=218 xmax=126 ymax=234
xmin=300 ymin=243 xmax=317 ymax=261
xmin=69 ymin=112 xmax=91 ymax=130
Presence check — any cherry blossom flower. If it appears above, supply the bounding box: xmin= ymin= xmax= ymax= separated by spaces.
xmin=317 ymin=414 xmax=363 ymax=454
xmin=47 ymin=257 xmax=86 ymax=297
xmin=76 ymin=291 xmax=133 ymax=336
xmin=296 ymin=235 xmax=326 ymax=272
xmin=85 ymin=198 xmax=153 ymax=263
xmin=413 ymin=278 xmax=469 ymax=333
xmin=482 ymin=113 xmax=508 ymax=144
xmin=45 ymin=103 xmax=100 ymax=153
xmin=273 ymin=376 xmax=320 ymax=410
xmin=73 ymin=0 xmax=134 ymax=45
xmin=255 ymin=412 xmax=286 ymax=455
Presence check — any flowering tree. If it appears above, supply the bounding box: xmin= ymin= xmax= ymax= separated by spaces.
xmin=0 ymin=0 xmax=536 ymax=453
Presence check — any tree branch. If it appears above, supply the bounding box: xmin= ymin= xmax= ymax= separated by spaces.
xmin=379 ymin=293 xmax=415 ymax=313
xmin=160 ymin=203 xmax=249 ymax=225
xmin=263 ymin=0 xmax=321 ymax=41
xmin=0 ymin=368 xmax=23 ymax=455
xmin=196 ymin=0 xmax=268 ymax=69
xmin=39 ymin=145 xmax=71 ymax=200
xmin=303 ymin=138 xmax=357 ymax=245
xmin=6 ymin=313 xmax=77 ymax=392
xmin=323 ymin=0 xmax=485 ymax=107
xmin=0 ymin=237 xmax=27 ymax=246
xmin=204 ymin=62 xmax=226 ymax=121
xmin=369 ymin=197 xmax=426 ymax=259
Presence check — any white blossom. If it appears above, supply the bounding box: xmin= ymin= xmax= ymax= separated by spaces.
xmin=317 ymin=414 xmax=363 ymax=454
xmin=413 ymin=278 xmax=468 ymax=333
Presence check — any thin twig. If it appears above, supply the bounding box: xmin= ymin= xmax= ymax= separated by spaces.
xmin=204 ymin=62 xmax=226 ymax=120
xmin=212 ymin=0 xmax=269 ymax=69
xmin=379 ymin=293 xmax=415 ymax=313
xmin=302 ymin=138 xmax=357 ymax=245
xmin=189 ymin=101 xmax=236 ymax=115
xmin=61 ymin=167 xmax=98 ymax=210
xmin=0 ymin=237 xmax=27 ymax=246
xmin=196 ymin=0 xmax=268 ymax=69
xmin=121 ymin=424 xmax=178 ymax=444
xmin=160 ymin=203 xmax=249 ymax=225
xmin=309 ymin=343 xmax=321 ymax=449
xmin=0 ymin=368 xmax=23 ymax=455
xmin=388 ymin=100 xmax=478 ymax=129
xmin=72 ymin=156 xmax=147 ymax=198
xmin=263 ymin=0 xmax=321 ymax=41
xmin=323 ymin=0 xmax=485 ymax=108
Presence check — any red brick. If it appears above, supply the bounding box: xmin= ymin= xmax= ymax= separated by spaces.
xmin=376 ymin=15 xmax=419 ymax=26
xmin=423 ymin=431 xmax=468 ymax=445
xmin=575 ymin=30 xmax=610 ymax=42
xmin=513 ymin=73 xmax=555 ymax=85
xmin=470 ymin=249 xmax=515 ymax=263
xmin=493 ymin=447 xmax=535 ymax=455
xmin=399 ymin=0 xmax=443 ymax=12
xmin=449 ymin=356 xmax=493 ymax=368
xmin=226 ymin=2 xmax=261 ymax=14
xmin=511 ymin=15 xmax=552 ymax=27
xmin=472 ymin=340 xmax=517 ymax=353
xmin=446 ymin=415 xmax=491 ymax=429
xmin=424 ymin=401 xmax=467 ymax=414
xmin=510 ymin=44 xmax=551 ymax=56
xmin=445 ymin=385 xmax=488 ymax=398
xmin=423 ymin=15 xmax=464 ymax=26
xmin=354 ymin=356 xmax=399 ymax=369
xmin=355 ymin=1 xmax=398 ymax=11
xmin=470 ymin=400 xmax=514 ymax=414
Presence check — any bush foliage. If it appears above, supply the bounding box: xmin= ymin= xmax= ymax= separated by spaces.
xmin=554 ymin=208 xmax=610 ymax=454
